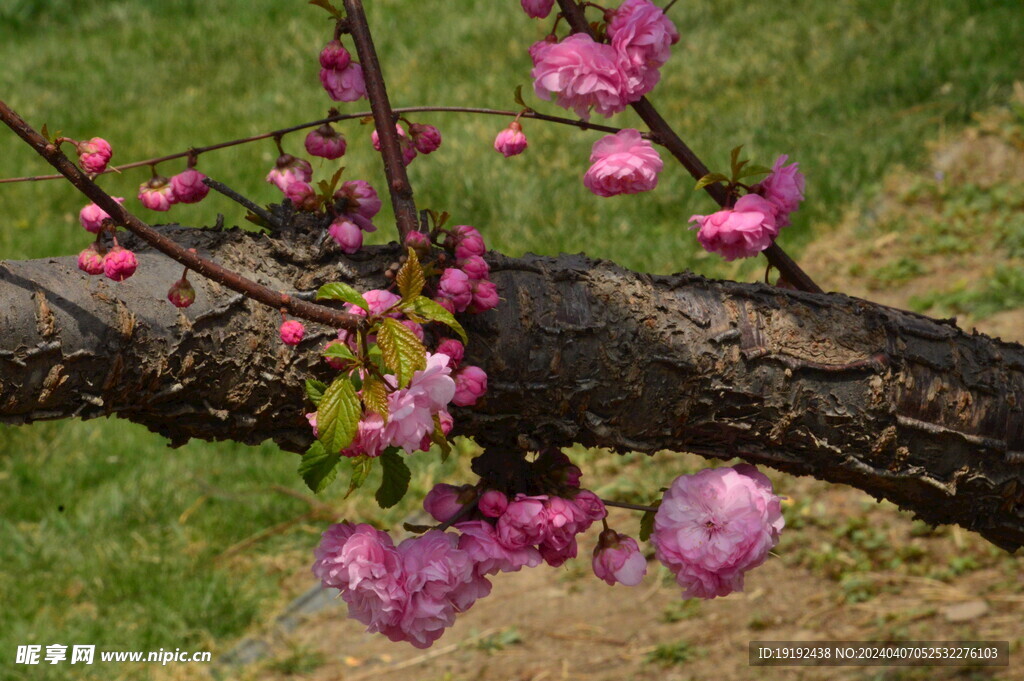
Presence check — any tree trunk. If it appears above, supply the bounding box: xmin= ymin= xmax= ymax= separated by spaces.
xmin=2 ymin=225 xmax=1023 ymax=550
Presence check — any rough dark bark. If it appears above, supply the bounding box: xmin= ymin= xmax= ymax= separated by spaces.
xmin=1 ymin=224 xmax=1023 ymax=550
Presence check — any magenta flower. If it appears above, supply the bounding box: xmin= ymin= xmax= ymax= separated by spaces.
xmin=169 ymin=169 xmax=209 ymax=204
xmin=520 ymin=0 xmax=554 ymax=19
xmin=319 ymin=40 xmax=351 ymax=71
xmin=77 ymin=245 xmax=105 ymax=276
xmin=103 ymin=246 xmax=137 ymax=282
xmin=305 ymin=123 xmax=347 ymax=160
xmin=756 ymin=154 xmax=805 ymax=227
xmin=409 ymin=123 xmax=442 ymax=154
xmin=77 ymin=137 xmax=112 ymax=174
xmin=689 ymin=194 xmax=779 ymax=261
xmin=584 ymin=129 xmax=663 ymax=197
xmin=459 ymin=255 xmax=490 ymax=282
xmin=266 ymin=154 xmax=313 ymax=193
xmin=320 ymin=61 xmax=367 ymax=102
xmin=437 ymin=268 xmax=472 ymax=313
xmin=167 ymin=278 xmax=196 ymax=308
xmin=285 ymin=181 xmax=319 ymax=211
xmin=328 ymin=217 xmax=363 ymax=254
xmin=79 ymin=197 xmax=124 ymax=233
xmin=279 ymin=319 xmax=305 ymax=346
xmin=531 ymin=33 xmax=631 ymax=120
xmin=445 ymin=225 xmax=486 ymax=260
xmin=496 ymin=494 xmax=549 ymax=550
xmin=404 ymin=230 xmax=431 ymax=256
xmin=341 ymin=413 xmax=389 ymax=458
xmin=494 ymin=121 xmax=528 ymax=157
xmin=322 ymin=339 xmax=351 ymax=370
xmin=608 ymin=0 xmax=680 ymax=70
xmin=572 ymin=489 xmax=607 ymax=524
xmin=452 ymin=365 xmax=487 ymax=406
xmin=334 ymin=180 xmax=382 ymax=222
xmin=469 ymin=279 xmax=499 ymax=313
xmin=435 ymin=339 xmax=465 ymax=368
xmin=592 ymin=530 xmax=647 ymax=586
xmin=651 ymin=465 xmax=784 ymax=600
xmin=138 ymin=176 xmax=177 ymax=212
xmin=417 ymin=409 xmax=452 ymax=452
xmin=477 ymin=490 xmax=509 ymax=518
xmin=423 ymin=483 xmax=472 ymax=523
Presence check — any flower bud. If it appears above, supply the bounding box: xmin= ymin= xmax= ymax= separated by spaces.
xmin=79 ymin=197 xmax=124 ymax=233
xmin=77 ymin=244 xmax=105 ymax=275
xmin=266 ymin=154 xmax=313 ymax=193
xmin=435 ymin=339 xmax=465 ymax=368
xmin=593 ymin=530 xmax=647 ymax=586
xmin=285 ymin=181 xmax=319 ymax=211
xmin=459 ymin=255 xmax=490 ymax=281
xmin=469 ymin=279 xmax=499 ymax=313
xmin=167 ymin=278 xmax=196 ymax=308
xmin=169 ymin=169 xmax=210 ymax=204
xmin=452 ymin=365 xmax=487 ymax=406
xmin=318 ymin=40 xmax=351 ymax=70
xmin=328 ymin=217 xmax=363 ymax=254
xmin=138 ymin=176 xmax=177 ymax=212
xmin=304 ymin=123 xmax=347 ymax=160
xmin=103 ymin=246 xmax=137 ymax=282
xmin=494 ymin=121 xmax=528 ymax=157
xmin=279 ymin=319 xmax=305 ymax=346
xmin=77 ymin=137 xmax=112 ymax=174
xmin=478 ymin=490 xmax=509 ymax=518
xmin=409 ymin=123 xmax=442 ymax=154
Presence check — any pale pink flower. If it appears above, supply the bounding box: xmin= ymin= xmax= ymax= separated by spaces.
xmin=651 ymin=465 xmax=784 ymax=599
xmin=329 ymin=217 xmax=363 ymax=254
xmin=469 ymin=279 xmax=499 ymax=313
xmin=79 ymin=197 xmax=124 ymax=233
xmin=584 ymin=129 xmax=663 ymax=197
xmin=169 ymin=169 xmax=209 ymax=204
xmin=494 ymin=121 xmax=528 ymax=157
xmin=437 ymin=268 xmax=472 ymax=313
xmin=319 ymin=40 xmax=351 ymax=71
xmin=452 ymin=365 xmax=487 ymax=407
xmin=478 ymin=490 xmax=508 ymax=518
xmin=103 ymin=246 xmax=137 ymax=282
xmin=384 ymin=388 xmax=435 ymax=453
xmin=266 ymin=154 xmax=313 ymax=193
xmin=592 ymin=530 xmax=647 ymax=586
xmin=756 ymin=154 xmax=805 ymax=227
xmin=408 ymin=353 xmax=457 ymax=411
xmin=77 ymin=245 xmax=105 ymax=275
xmin=456 ymin=520 xmax=542 ymax=575
xmin=689 ymin=194 xmax=779 ymax=261
xmin=320 ymin=62 xmax=367 ymax=102
xmin=305 ymin=123 xmax=347 ymax=160
xmin=531 ymin=33 xmax=631 ymax=120
xmin=279 ymin=319 xmax=305 ymax=346
xmin=334 ymin=180 xmax=382 ymax=222
xmin=410 ymin=123 xmax=442 ymax=154
xmin=77 ymin=137 xmax=112 ymax=174
xmin=341 ymin=412 xmax=389 ymax=458
xmin=608 ymin=0 xmax=680 ymax=70
xmin=445 ymin=225 xmax=486 ymax=260
xmin=520 ymin=0 xmax=554 ymax=19
xmin=138 ymin=176 xmax=177 ymax=212
xmin=167 ymin=278 xmax=195 ymax=308
xmin=496 ymin=494 xmax=548 ymax=550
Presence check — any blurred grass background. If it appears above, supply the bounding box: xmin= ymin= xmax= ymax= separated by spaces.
xmin=0 ymin=0 xmax=1022 ymax=679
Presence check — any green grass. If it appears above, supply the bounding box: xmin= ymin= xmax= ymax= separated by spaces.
xmin=0 ymin=1 xmax=1022 ymax=678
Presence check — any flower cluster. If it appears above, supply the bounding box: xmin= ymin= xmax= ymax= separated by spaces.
xmin=435 ymin=226 xmax=499 ymax=315
xmin=137 ymin=169 xmax=210 ymax=212
xmin=319 ymin=40 xmax=367 ymax=102
xmin=529 ymin=0 xmax=678 ymax=120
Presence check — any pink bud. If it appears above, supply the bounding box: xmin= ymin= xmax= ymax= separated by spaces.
xmin=333 ymin=180 xmax=381 ymax=222
xmin=434 ymin=296 xmax=456 ymax=314
xmin=304 ymin=123 xmax=347 ymax=160
xmin=138 ymin=176 xmax=177 ymax=212
xmin=437 ymin=268 xmax=472 ymax=312
xmin=285 ymin=181 xmax=319 ymax=211
xmin=459 ymin=255 xmax=490 ymax=281
xmin=494 ymin=121 xmax=528 ymax=157
xmin=445 ymin=225 xmax=486 ymax=260
xmin=404 ymin=230 xmax=431 ymax=257
xmin=266 ymin=154 xmax=313 ymax=193
xmin=319 ymin=40 xmax=351 ymax=70
xmin=521 ymin=0 xmax=555 ymax=19
xmin=469 ymin=279 xmax=499 ymax=313
xmin=167 ymin=278 xmax=196 ymax=308
xmin=435 ymin=339 xmax=465 ymax=368
xmin=423 ymin=483 xmax=472 ymax=523
xmin=78 ymin=197 xmax=124 ymax=233
xmin=409 ymin=123 xmax=442 ymax=154
xmin=452 ymin=365 xmax=487 ymax=406
xmin=77 ymin=245 xmax=105 ymax=275
xmin=279 ymin=319 xmax=305 ymax=346
xmin=319 ymin=62 xmax=366 ymax=102
xmin=169 ymin=169 xmax=209 ymax=204
xmin=77 ymin=137 xmax=112 ymax=174
xmin=478 ymin=490 xmax=509 ymax=518
xmin=370 ymin=124 xmax=417 ymax=165
xmin=328 ymin=217 xmax=363 ymax=254
xmin=103 ymin=246 xmax=137 ymax=282
xmin=592 ymin=530 xmax=647 ymax=586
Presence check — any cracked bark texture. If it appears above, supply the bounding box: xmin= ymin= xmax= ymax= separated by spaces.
xmin=1 ymin=224 xmax=1023 ymax=550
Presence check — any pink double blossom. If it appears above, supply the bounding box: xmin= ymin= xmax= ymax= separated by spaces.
xmin=328 ymin=217 xmax=363 ymax=254
xmin=456 ymin=520 xmax=542 ymax=575
xmin=494 ymin=121 xmax=528 ymax=157
xmin=77 ymin=137 xmax=112 ymax=174
xmin=607 ymin=0 xmax=679 ymax=70
xmin=756 ymin=154 xmax=805 ymax=227
xmin=334 ymin=180 xmax=382 ymax=223
xmin=689 ymin=194 xmax=779 ymax=261
xmin=320 ymin=61 xmax=367 ymax=102
xmin=305 ymin=123 xmax=347 ymax=160
xmin=592 ymin=529 xmax=647 ymax=586
xmin=170 ymin=170 xmax=209 ymax=204
xmin=437 ymin=268 xmax=472 ymax=313
xmin=531 ymin=33 xmax=632 ymax=120
xmin=139 ymin=176 xmax=177 ymax=212
xmin=103 ymin=246 xmax=137 ymax=282
xmin=445 ymin=225 xmax=486 ymax=260
xmin=279 ymin=319 xmax=305 ymax=346
xmin=584 ymin=129 xmax=663 ymax=197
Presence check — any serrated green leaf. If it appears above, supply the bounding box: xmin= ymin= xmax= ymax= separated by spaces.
xmin=317 ymin=282 xmax=369 ymax=312
xmin=695 ymin=172 xmax=729 ymax=191
xmin=323 ymin=343 xmax=356 ymax=362
xmin=317 ymin=375 xmax=362 ymax=453
xmin=377 ymin=318 xmax=426 ymax=388
xmin=376 ymin=448 xmax=411 ymax=509
xmin=298 ymin=441 xmax=342 ymax=493
xmin=344 ymin=455 xmax=373 ymax=498
xmin=639 ymin=508 xmax=656 ymax=542
xmin=305 ymin=379 xmax=328 ymax=406
xmin=430 ymin=413 xmax=452 ymax=461
xmin=407 ymin=296 xmax=468 ymax=343
xmin=396 ymin=247 xmax=425 ymax=302
xmin=737 ymin=164 xmax=772 ymax=180
xmin=362 ymin=374 xmax=389 ymax=420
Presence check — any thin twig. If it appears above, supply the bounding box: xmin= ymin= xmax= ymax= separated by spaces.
xmin=202 ymin=176 xmax=283 ymax=231
xmin=602 ymin=499 xmax=657 ymax=513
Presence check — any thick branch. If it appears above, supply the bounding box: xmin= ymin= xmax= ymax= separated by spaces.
xmin=1 ymin=226 xmax=1022 ymax=550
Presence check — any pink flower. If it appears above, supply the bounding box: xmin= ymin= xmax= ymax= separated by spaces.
xmin=404 ymin=230 xmax=431 ymax=256
xmin=608 ymin=0 xmax=679 ymax=70
xmin=469 ymin=279 xmax=499 ymax=313
xmin=77 ymin=245 xmax=105 ymax=275
xmin=167 ymin=278 xmax=196 ymax=308
xmin=319 ymin=40 xmax=351 ymax=71
xmin=572 ymin=489 xmax=607 ymax=524
xmin=531 ymin=33 xmax=631 ymax=120
xmin=408 ymin=353 xmax=457 ymax=411
xmin=423 ymin=483 xmax=472 ymax=523
xmin=341 ymin=413 xmax=389 ymax=458
xmin=334 ymin=180 xmax=382 ymax=223
xmin=459 ymin=255 xmax=490 ymax=281
xmin=344 ymin=289 xmax=401 ymax=319
xmin=285 ymin=181 xmax=319 ymax=211
xmin=592 ymin=530 xmax=647 ymax=586
xmin=689 ymin=194 xmax=779 ymax=261
xmin=328 ymin=217 xmax=363 ymax=254
xmin=456 ymin=520 xmax=542 ymax=575
xmin=452 ymin=365 xmax=487 ymax=407
xmin=305 ymin=123 xmax=347 ymax=160
xmin=103 ymin=246 xmax=137 ymax=282
xmin=539 ymin=538 xmax=578 ymax=567
xmin=279 ymin=319 xmax=305 ymax=346
xmin=496 ymin=494 xmax=548 ymax=550
xmin=266 ymin=154 xmax=313 ymax=193
xmin=371 ymin=124 xmax=417 ymax=165
xmin=409 ymin=123 xmax=442 ymax=154
xmin=138 ymin=176 xmax=177 ymax=212
xmin=756 ymin=154 xmax=805 ymax=227
xmin=384 ymin=389 xmax=436 ymax=453
xmin=520 ymin=0 xmax=554 ymax=19
xmin=169 ymin=169 xmax=209 ymax=204
xmin=539 ymin=496 xmax=583 ymax=551
xmin=79 ymin=197 xmax=124 ymax=233
xmin=320 ymin=62 xmax=367 ymax=102
xmin=445 ymin=225 xmax=486 ymax=260
xmin=478 ymin=490 xmax=508 ymax=519
xmin=437 ymin=268 xmax=472 ymax=313
xmin=494 ymin=121 xmax=528 ymax=157
xmin=584 ymin=129 xmax=663 ymax=197
xmin=77 ymin=137 xmax=112 ymax=174
xmin=435 ymin=339 xmax=465 ymax=368
xmin=651 ymin=465 xmax=784 ymax=600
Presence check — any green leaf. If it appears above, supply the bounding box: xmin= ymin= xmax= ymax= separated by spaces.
xmin=323 ymin=343 xmax=356 ymax=363
xmin=430 ymin=413 xmax=452 ymax=461
xmin=407 ymin=296 xmax=468 ymax=343
xmin=729 ymin=144 xmax=744 ymax=177
xmin=639 ymin=508 xmax=656 ymax=542
xmin=308 ymin=0 xmax=342 ymax=18
xmin=317 ymin=375 xmax=362 ymax=453
xmin=513 ymin=85 xmax=531 ymax=111
xmin=305 ymin=379 xmax=328 ymax=406
xmin=317 ymin=282 xmax=369 ymax=312
xmin=736 ymin=164 xmax=772 ymax=180
xmin=362 ymin=374 xmax=389 ymax=420
xmin=377 ymin=318 xmax=427 ymax=388
xmin=694 ymin=172 xmax=729 ymax=191
xmin=376 ymin=448 xmax=411 ymax=509
xmin=41 ymin=124 xmax=50 ymax=142
xmin=402 ymin=522 xmax=433 ymax=534
xmin=396 ymin=247 xmax=425 ymax=301
xmin=344 ymin=455 xmax=373 ymax=498
xmin=298 ymin=441 xmax=342 ymax=493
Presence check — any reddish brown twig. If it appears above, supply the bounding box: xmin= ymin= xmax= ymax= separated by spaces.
xmin=0 ymin=98 xmax=362 ymax=330
xmin=341 ymin=0 xmax=418 ymax=242
xmin=555 ymin=0 xmax=822 ymax=295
